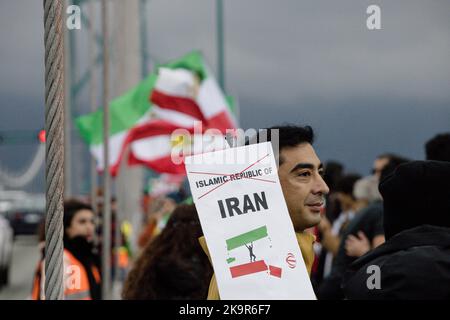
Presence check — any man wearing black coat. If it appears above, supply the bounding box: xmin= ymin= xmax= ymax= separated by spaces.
xmin=343 ymin=160 xmax=450 ymax=299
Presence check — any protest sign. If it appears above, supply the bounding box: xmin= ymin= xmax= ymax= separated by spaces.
xmin=185 ymin=142 xmax=316 ymax=299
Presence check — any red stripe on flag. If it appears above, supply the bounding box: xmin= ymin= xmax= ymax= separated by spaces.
xmin=100 ymin=120 xmax=195 ymax=177
xmin=268 ymin=265 xmax=282 ymax=278
xmin=229 ymin=260 xmax=268 ymax=278
xmin=128 ymin=152 xmax=187 ymax=175
xmin=128 ymin=119 xmax=195 ymax=141
xmin=151 ymin=90 xmax=205 ymax=122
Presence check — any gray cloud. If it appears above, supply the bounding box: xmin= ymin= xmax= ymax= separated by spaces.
xmin=1 ymin=0 xmax=449 ymax=192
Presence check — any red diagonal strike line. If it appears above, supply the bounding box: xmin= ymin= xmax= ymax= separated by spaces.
xmin=246 ymin=177 xmax=276 ymax=184
xmin=189 ymin=171 xmax=229 ymax=176
xmin=193 ymin=175 xmax=276 ymax=200
xmin=238 ymin=153 xmax=271 ymax=173
xmin=189 ymin=172 xmax=276 ymax=184
xmin=194 ymin=153 xmax=271 ymax=200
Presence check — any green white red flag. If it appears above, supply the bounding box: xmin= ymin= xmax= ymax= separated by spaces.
xmin=75 ymin=51 xmax=236 ymax=176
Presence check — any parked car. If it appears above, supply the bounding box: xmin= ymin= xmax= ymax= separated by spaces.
xmin=6 ymin=207 xmax=44 ymax=237
xmin=0 ymin=213 xmax=13 ymax=286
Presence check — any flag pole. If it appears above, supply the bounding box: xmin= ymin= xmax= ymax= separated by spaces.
xmin=88 ymin=0 xmax=98 ymax=214
xmin=101 ymin=0 xmax=112 ymax=300
xmin=216 ymin=0 xmax=225 ymax=91
xmin=140 ymin=0 xmax=149 ymax=79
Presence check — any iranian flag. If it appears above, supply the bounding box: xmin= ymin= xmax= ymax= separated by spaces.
xmin=75 ymin=51 xmax=236 ymax=176
xmin=150 ymin=51 xmax=236 ymax=133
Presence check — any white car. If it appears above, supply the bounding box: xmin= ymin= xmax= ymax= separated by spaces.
xmin=0 ymin=212 xmax=13 ymax=286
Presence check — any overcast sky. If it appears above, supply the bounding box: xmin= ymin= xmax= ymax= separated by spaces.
xmin=1 ymin=0 xmax=449 ymax=193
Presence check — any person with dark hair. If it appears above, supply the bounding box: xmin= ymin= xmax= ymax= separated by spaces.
xmin=371 ymin=154 xmax=393 ymax=178
xmin=343 ymin=160 xmax=450 ymax=299
xmin=323 ymin=161 xmax=344 ymax=223
xmin=200 ymin=124 xmax=330 ymax=299
xmin=317 ymin=155 xmax=409 ymax=300
xmin=323 ymin=161 xmax=344 ymax=190
xmin=310 ymin=161 xmax=344 ymax=288
xmin=425 ymin=132 xmax=450 ymax=162
xmin=31 ymin=199 xmax=101 ymax=300
xmin=351 ymin=153 xmax=392 ymax=206
xmin=317 ymin=174 xmax=362 ymax=280
xmin=122 ymin=204 xmax=212 ymax=299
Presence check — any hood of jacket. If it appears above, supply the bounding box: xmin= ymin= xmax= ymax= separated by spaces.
xmin=379 ymin=160 xmax=450 ymax=239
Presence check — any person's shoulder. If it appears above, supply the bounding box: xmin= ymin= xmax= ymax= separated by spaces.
xmin=350 ymin=240 xmax=450 ymax=279
xmin=345 ymin=244 xmax=450 ymax=299
xmin=351 ymin=202 xmax=383 ymax=231
xmin=360 ymin=201 xmax=383 ymax=219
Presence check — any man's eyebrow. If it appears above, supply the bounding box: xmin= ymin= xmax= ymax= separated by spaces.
xmin=290 ymin=162 xmax=324 ymax=173
xmin=290 ymin=163 xmax=314 ymax=173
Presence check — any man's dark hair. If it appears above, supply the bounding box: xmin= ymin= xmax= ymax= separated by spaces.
xmin=425 ymin=132 xmax=450 ymax=162
xmin=246 ymin=124 xmax=314 ymax=165
xmin=335 ymin=174 xmax=362 ymax=199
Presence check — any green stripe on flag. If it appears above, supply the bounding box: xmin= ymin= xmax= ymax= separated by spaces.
xmin=225 ymin=95 xmax=236 ymax=115
xmin=160 ymin=50 xmax=207 ymax=81
xmin=75 ymin=50 xmax=235 ymax=146
xmin=226 ymin=226 xmax=268 ymax=251
xmin=75 ymin=73 xmax=157 ymax=145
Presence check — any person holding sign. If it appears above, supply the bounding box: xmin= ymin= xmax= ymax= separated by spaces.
xmin=197 ymin=125 xmax=330 ymax=299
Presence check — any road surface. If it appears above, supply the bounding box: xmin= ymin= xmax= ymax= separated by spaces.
xmin=0 ymin=235 xmax=40 ymax=300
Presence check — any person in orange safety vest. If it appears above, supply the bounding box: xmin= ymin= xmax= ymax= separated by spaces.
xmin=31 ymin=199 xmax=101 ymax=300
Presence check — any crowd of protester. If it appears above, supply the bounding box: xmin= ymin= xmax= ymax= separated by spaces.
xmin=31 ymin=130 xmax=450 ymax=300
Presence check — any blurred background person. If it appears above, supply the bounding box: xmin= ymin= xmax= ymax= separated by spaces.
xmin=426 ymin=132 xmax=450 ymax=162
xmin=137 ymin=195 xmax=176 ymax=251
xmin=122 ymin=204 xmax=212 ymax=300
xmin=313 ymin=174 xmax=361 ymax=287
xmin=322 ymin=161 xmax=344 ymax=224
xmin=351 ymin=153 xmax=392 ymax=208
xmin=310 ymin=161 xmax=343 ymax=288
xmin=31 ymin=199 xmax=101 ymax=300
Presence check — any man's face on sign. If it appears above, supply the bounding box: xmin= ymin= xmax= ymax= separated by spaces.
xmin=278 ymin=143 xmax=329 ymax=232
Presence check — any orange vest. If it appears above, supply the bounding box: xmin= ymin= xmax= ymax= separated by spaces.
xmin=31 ymin=262 xmax=42 ymax=300
xmin=117 ymin=247 xmax=129 ymax=268
xmin=31 ymin=249 xmax=101 ymax=300
xmin=64 ymin=250 xmax=101 ymax=300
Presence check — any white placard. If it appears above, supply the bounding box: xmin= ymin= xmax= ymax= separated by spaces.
xmin=185 ymin=142 xmax=316 ymax=300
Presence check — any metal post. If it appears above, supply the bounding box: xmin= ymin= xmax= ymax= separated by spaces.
xmin=88 ymin=0 xmax=98 ymax=214
xmin=112 ymin=0 xmax=144 ymax=296
xmin=101 ymin=0 xmax=112 ymax=300
xmin=43 ymin=0 xmax=65 ymax=300
xmin=140 ymin=0 xmax=148 ymax=79
xmin=216 ymin=0 xmax=225 ymax=90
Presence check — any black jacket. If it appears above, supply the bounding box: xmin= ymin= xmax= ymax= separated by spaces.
xmin=343 ymin=225 xmax=450 ymax=300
